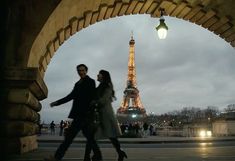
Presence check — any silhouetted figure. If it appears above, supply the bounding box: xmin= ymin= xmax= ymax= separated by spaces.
xmin=134 ymin=122 xmax=140 ymax=135
xmin=44 ymin=64 xmax=101 ymax=161
xmin=85 ymin=70 xmax=127 ymax=161
xmin=120 ymin=123 xmax=127 ymax=135
xmin=128 ymin=123 xmax=133 ymax=132
xmin=143 ymin=122 xmax=149 ymax=137
xmin=149 ymin=124 xmax=154 ymax=136
xmin=50 ymin=121 xmax=56 ymax=135
xmin=38 ymin=123 xmax=43 ymax=135
xmin=59 ymin=120 xmax=64 ymax=136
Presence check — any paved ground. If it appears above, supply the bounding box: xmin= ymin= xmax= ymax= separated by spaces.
xmin=5 ymin=136 xmax=235 ymax=161
xmin=37 ymin=135 xmax=235 ymax=143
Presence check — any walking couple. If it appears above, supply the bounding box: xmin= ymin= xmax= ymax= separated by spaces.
xmin=44 ymin=64 xmax=127 ymax=161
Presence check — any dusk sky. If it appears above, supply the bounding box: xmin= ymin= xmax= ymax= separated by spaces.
xmin=40 ymin=15 xmax=235 ymax=123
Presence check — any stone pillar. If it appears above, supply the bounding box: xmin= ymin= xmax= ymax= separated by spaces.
xmin=0 ymin=67 xmax=47 ymax=158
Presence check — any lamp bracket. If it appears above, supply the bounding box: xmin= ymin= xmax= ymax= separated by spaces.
xmin=159 ymin=8 xmax=165 ymax=17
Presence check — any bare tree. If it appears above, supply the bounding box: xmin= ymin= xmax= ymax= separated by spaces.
xmin=224 ymin=104 xmax=235 ymax=112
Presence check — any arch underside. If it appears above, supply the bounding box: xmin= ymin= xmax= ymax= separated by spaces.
xmin=28 ymin=0 xmax=235 ymax=78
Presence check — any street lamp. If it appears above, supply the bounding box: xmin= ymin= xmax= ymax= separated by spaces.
xmin=156 ymin=8 xmax=168 ymax=39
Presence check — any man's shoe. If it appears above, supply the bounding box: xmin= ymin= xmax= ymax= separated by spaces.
xmin=91 ymin=154 xmax=102 ymax=161
xmin=84 ymin=157 xmax=91 ymax=161
xmin=44 ymin=156 xmax=60 ymax=161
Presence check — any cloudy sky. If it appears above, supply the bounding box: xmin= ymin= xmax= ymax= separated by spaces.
xmin=40 ymin=15 xmax=235 ymax=123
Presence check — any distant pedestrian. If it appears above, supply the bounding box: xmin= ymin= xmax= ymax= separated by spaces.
xmin=120 ymin=123 xmax=126 ymax=135
xmin=38 ymin=123 xmax=43 ymax=135
xmin=50 ymin=121 xmax=56 ymax=135
xmin=143 ymin=122 xmax=149 ymax=137
xmin=128 ymin=123 xmax=133 ymax=132
xmin=59 ymin=120 xmax=64 ymax=136
xmin=134 ymin=122 xmax=140 ymax=135
xmin=149 ymin=124 xmax=154 ymax=136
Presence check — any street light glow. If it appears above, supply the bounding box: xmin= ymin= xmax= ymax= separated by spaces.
xmin=132 ymin=114 xmax=137 ymax=118
xmin=156 ymin=8 xmax=168 ymax=39
xmin=199 ymin=130 xmax=212 ymax=137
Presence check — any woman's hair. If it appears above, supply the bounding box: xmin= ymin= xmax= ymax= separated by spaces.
xmin=99 ymin=70 xmax=116 ymax=100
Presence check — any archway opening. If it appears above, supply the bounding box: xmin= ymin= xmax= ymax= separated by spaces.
xmin=39 ymin=14 xmax=235 ymax=125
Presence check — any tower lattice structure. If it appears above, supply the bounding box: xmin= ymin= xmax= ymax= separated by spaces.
xmin=117 ymin=35 xmax=146 ymax=118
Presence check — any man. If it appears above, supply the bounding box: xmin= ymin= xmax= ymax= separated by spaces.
xmin=45 ymin=64 xmax=102 ymax=161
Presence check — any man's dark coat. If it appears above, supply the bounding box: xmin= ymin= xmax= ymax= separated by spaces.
xmin=55 ymin=75 xmax=96 ymax=119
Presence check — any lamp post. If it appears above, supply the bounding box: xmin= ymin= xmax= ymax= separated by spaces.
xmin=156 ymin=8 xmax=168 ymax=39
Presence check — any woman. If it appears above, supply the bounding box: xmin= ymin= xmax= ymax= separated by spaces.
xmin=86 ymin=70 xmax=127 ymax=161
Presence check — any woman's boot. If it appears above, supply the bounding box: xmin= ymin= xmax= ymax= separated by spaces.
xmin=110 ymin=138 xmax=127 ymax=161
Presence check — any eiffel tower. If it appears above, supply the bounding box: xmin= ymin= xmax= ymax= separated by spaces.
xmin=117 ymin=34 xmax=147 ymax=122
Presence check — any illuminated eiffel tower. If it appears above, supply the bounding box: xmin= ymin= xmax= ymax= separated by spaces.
xmin=117 ymin=34 xmax=147 ymax=122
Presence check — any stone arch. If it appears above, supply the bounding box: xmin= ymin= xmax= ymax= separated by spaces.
xmin=28 ymin=0 xmax=235 ymax=76
xmin=28 ymin=0 xmax=235 ymax=78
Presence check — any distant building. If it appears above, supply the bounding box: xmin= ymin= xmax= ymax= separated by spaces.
xmin=212 ymin=120 xmax=235 ymax=136
xmin=220 ymin=111 xmax=235 ymax=120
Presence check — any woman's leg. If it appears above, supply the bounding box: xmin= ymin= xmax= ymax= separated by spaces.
xmin=109 ymin=137 xmax=127 ymax=161
xmin=109 ymin=137 xmax=121 ymax=152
